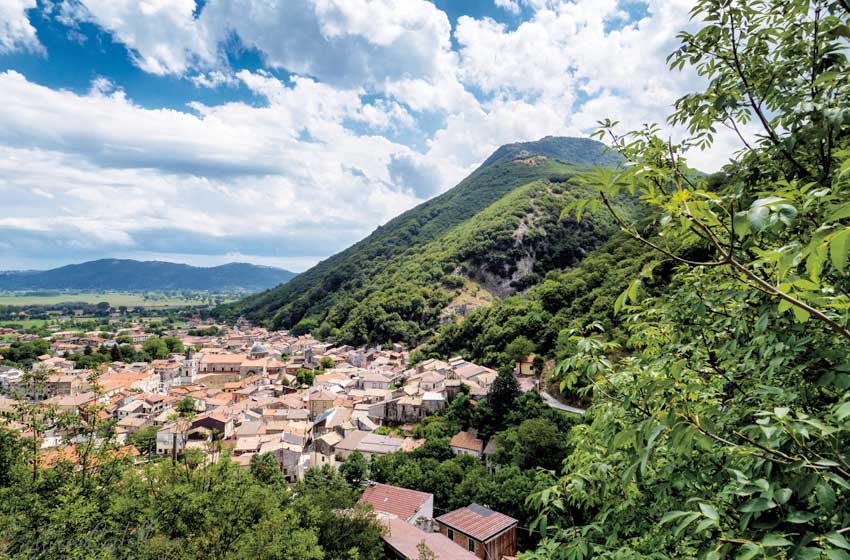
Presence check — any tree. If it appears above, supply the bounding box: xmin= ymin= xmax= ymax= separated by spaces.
xmin=486 ymin=368 xmax=520 ymax=416
xmin=162 ymin=335 xmax=184 ymax=354
xmin=296 ymin=368 xmax=315 ymax=386
xmin=129 ymin=425 xmax=159 ymax=459
xmin=177 ymin=396 xmax=196 ymax=418
xmin=505 ymin=335 xmax=535 ymax=365
xmin=320 ymin=356 xmax=335 ymax=370
xmin=249 ymin=452 xmax=285 ymax=486
xmin=340 ymin=451 xmax=368 ymax=487
xmin=142 ymin=337 xmax=168 ymax=360
xmin=531 ymin=2 xmax=850 ymax=558
xmin=495 ymin=418 xmax=568 ymax=471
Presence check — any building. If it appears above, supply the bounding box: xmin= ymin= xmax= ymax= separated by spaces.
xmin=380 ymin=515 xmax=478 ymax=560
xmin=449 ymin=430 xmax=483 ymax=459
xmin=359 ymin=483 xmax=433 ymax=525
xmin=435 ymin=504 xmax=518 ymax=559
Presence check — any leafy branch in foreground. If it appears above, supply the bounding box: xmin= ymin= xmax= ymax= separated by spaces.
xmin=534 ymin=1 xmax=850 ymax=559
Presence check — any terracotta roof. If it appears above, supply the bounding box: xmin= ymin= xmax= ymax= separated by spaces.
xmin=380 ymin=515 xmax=477 ymax=560
xmin=449 ymin=430 xmax=482 ymax=452
xmin=359 ymin=483 xmax=432 ymax=521
xmin=436 ymin=504 xmax=518 ymax=542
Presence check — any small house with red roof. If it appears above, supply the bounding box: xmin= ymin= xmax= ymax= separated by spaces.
xmin=358 ymin=482 xmax=433 ymax=525
xmin=436 ymin=503 xmax=518 ymax=559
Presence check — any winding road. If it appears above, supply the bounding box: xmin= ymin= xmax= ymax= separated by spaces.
xmin=540 ymin=390 xmax=586 ymax=415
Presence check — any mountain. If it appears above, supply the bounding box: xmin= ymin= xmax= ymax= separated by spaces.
xmin=217 ymin=136 xmax=629 ymax=344
xmin=0 ymin=259 xmax=297 ymax=292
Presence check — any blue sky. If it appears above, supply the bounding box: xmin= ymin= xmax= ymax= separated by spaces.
xmin=0 ymin=0 xmax=731 ymax=272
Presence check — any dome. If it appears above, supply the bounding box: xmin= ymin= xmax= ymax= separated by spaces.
xmin=250 ymin=342 xmax=268 ymax=355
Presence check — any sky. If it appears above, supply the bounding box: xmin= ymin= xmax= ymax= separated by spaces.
xmin=0 ymin=0 xmax=743 ymax=272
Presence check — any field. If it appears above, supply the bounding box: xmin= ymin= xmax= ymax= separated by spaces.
xmin=0 ymin=292 xmax=213 ymax=308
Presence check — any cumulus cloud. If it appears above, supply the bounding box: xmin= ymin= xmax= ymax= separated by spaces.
xmin=65 ymin=0 xmax=216 ymax=75
xmin=0 ymin=0 xmax=43 ymax=54
xmin=0 ymin=0 xmax=752 ymax=269
xmin=494 ymin=0 xmax=521 ymax=15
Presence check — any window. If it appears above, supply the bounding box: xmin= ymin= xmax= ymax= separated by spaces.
xmin=468 ymin=538 xmax=475 ymax=552
xmin=447 ymin=529 xmax=454 ymax=541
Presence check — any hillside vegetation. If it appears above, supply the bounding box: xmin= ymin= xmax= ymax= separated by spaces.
xmin=219 ymin=137 xmax=627 ymax=344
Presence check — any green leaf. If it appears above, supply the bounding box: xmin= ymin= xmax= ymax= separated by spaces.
xmin=828 ymin=202 xmax=850 ymax=222
xmin=786 ymin=510 xmax=817 ymax=523
xmin=699 ymin=503 xmax=719 ymax=521
xmin=674 ymin=512 xmax=701 ymax=537
xmin=816 ymin=483 xmax=836 ymax=510
xmin=695 ymin=518 xmax=716 ymax=533
xmin=640 ymin=424 xmax=665 ymax=476
xmin=792 ymin=305 xmax=811 ymax=323
xmin=836 ymin=401 xmax=850 ymax=421
xmin=660 ymin=510 xmax=690 ymax=525
xmin=748 ymin=205 xmax=770 ymax=233
xmin=740 ymin=497 xmax=776 ymax=512
xmin=826 ymin=532 xmax=850 ymax=550
xmin=735 ymin=543 xmax=761 ymax=560
xmin=774 ymin=488 xmax=792 ymax=505
xmin=827 ymin=550 xmax=850 ymax=560
xmin=777 ymin=204 xmax=797 ymax=226
xmin=830 ymin=229 xmax=850 ymax=273
xmin=761 ymin=534 xmax=793 ymax=547
xmin=734 ymin=211 xmax=751 ymax=237
xmin=797 ymin=548 xmax=824 ymax=560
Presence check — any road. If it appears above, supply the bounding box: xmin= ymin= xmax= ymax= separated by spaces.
xmin=540 ymin=390 xmax=586 ymax=414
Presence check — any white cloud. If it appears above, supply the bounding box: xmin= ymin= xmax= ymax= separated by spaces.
xmin=0 ymin=0 xmax=43 ymax=54
xmin=0 ymin=71 xmax=425 ymax=265
xmin=67 ymin=0 xmax=216 ymax=75
xmin=0 ymin=0 xmax=751 ymax=269
xmin=494 ymin=0 xmax=521 ymax=15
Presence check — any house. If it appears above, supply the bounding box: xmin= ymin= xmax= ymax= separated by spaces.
xmin=362 ymin=372 xmax=392 ymax=390
xmin=449 ymin=430 xmax=483 ymax=459
xmin=307 ymin=389 xmax=336 ymax=419
xmin=515 ymin=354 xmax=535 ymax=376
xmin=156 ymin=422 xmax=188 ymax=456
xmin=380 ymin=515 xmax=478 ymax=560
xmin=191 ymin=412 xmax=234 ymax=439
xmin=359 ymin=482 xmax=433 ymax=525
xmin=435 ymin=504 xmax=518 ymax=560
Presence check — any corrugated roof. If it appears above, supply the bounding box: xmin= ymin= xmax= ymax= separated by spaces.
xmin=359 ymin=483 xmax=431 ymax=521
xmin=436 ymin=504 xmax=518 ymax=542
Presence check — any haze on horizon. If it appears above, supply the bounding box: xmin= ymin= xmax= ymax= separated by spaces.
xmin=0 ymin=0 xmax=746 ymax=272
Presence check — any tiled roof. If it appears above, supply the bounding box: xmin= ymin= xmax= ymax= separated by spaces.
xmin=359 ymin=483 xmax=432 ymax=521
xmin=380 ymin=515 xmax=477 ymax=560
xmin=436 ymin=504 xmax=518 ymax=542
xmin=449 ymin=430 xmax=482 ymax=452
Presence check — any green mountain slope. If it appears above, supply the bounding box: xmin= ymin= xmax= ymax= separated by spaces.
xmin=217 ymin=137 xmax=628 ymax=344
xmin=0 ymin=259 xmax=296 ymax=292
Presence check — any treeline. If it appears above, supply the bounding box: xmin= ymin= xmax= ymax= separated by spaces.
xmin=0 ymin=426 xmax=385 ymax=559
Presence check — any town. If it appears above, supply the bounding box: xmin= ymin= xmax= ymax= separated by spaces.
xmin=0 ymin=310 xmax=552 ymax=559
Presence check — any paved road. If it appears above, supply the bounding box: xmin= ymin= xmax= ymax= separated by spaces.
xmin=540 ymin=390 xmax=585 ymax=414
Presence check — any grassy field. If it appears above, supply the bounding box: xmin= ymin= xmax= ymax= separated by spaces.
xmin=0 ymin=292 xmax=210 ymax=308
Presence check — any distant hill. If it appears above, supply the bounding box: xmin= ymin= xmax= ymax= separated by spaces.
xmin=0 ymin=259 xmax=297 ymax=292
xmin=217 ymin=136 xmax=630 ymax=344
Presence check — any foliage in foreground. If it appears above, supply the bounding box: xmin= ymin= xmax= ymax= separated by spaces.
xmin=0 ymin=430 xmax=384 ymax=560
xmin=526 ymin=1 xmax=850 ymax=558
